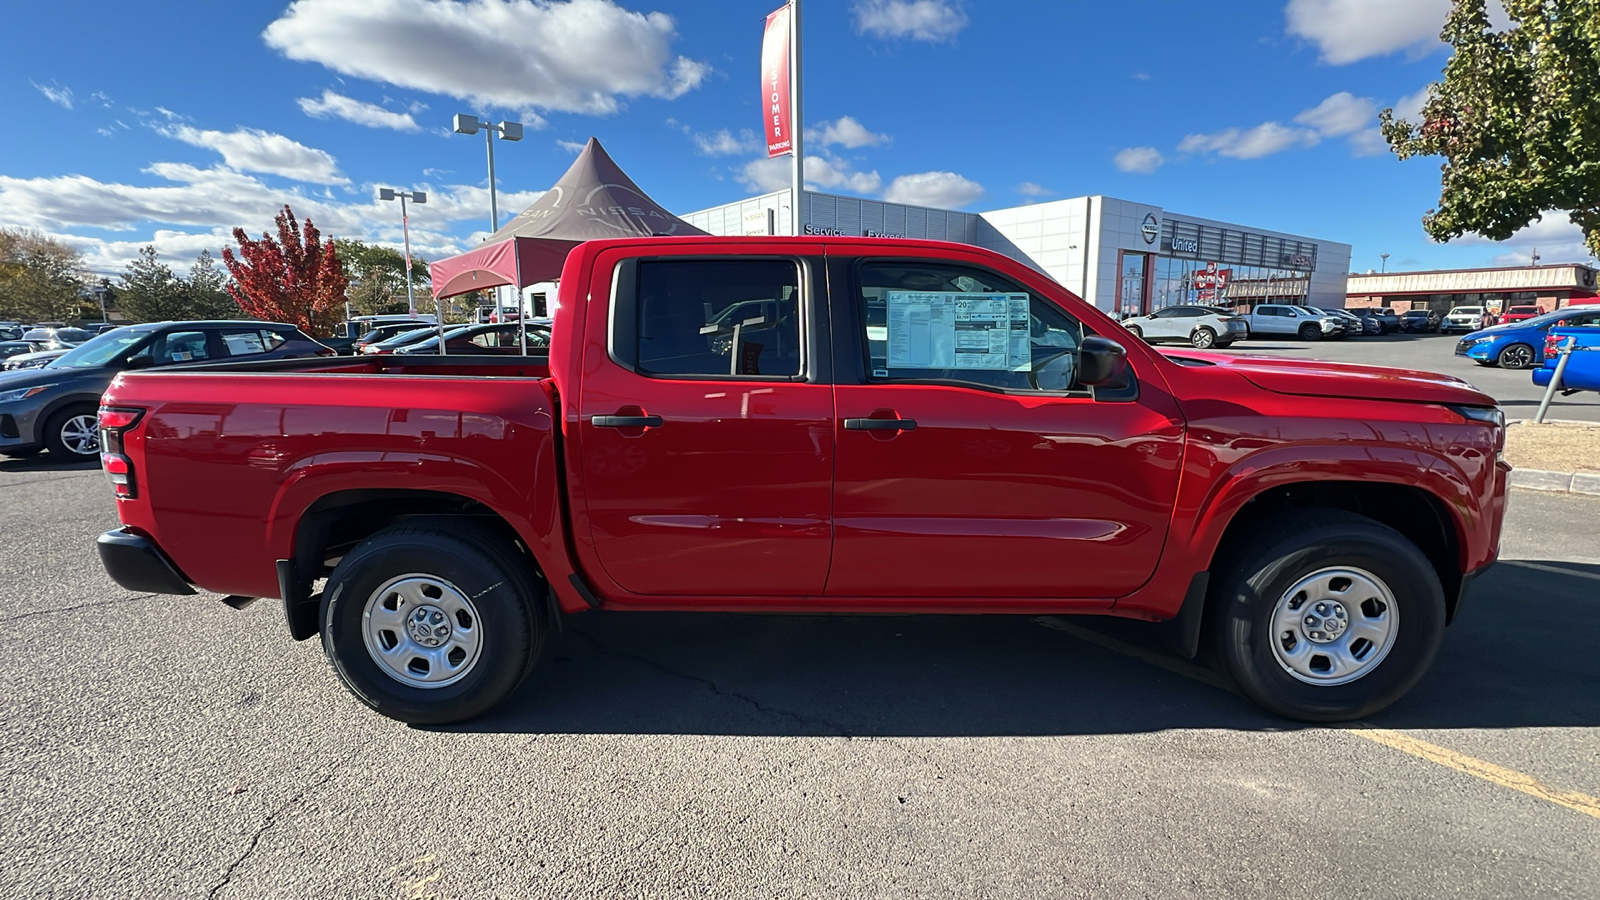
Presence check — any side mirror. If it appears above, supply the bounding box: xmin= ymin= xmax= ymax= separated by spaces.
xmin=124 ymin=355 xmax=154 ymax=370
xmin=1078 ymin=336 xmax=1128 ymax=387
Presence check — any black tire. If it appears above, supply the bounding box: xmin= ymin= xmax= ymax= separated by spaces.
xmin=1207 ymin=509 xmax=1446 ymax=722
xmin=1298 ymin=323 xmax=1322 ymax=341
xmin=320 ymin=522 xmax=543 ymax=725
xmin=1496 ymin=343 xmax=1535 ymax=369
xmin=42 ymin=404 xmax=101 ymax=461
xmin=1190 ymin=327 xmax=1217 ymax=349
xmin=1125 ymin=324 xmax=1144 ymax=341
xmin=1 ymin=447 xmax=43 ymax=459
xmin=1212 ymin=340 xmax=1234 ymax=349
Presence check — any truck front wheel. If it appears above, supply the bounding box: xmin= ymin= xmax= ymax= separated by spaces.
xmin=1298 ymin=323 xmax=1322 ymax=341
xmin=320 ymin=523 xmax=543 ymax=725
xmin=1208 ymin=509 xmax=1446 ymax=722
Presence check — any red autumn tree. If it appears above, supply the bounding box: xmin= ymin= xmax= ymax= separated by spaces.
xmin=222 ymin=205 xmax=349 ymax=336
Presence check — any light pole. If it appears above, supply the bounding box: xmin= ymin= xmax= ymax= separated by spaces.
xmin=452 ymin=113 xmax=524 ymax=351
xmin=1380 ymin=252 xmax=1390 ymax=273
xmin=376 ymin=188 xmax=426 ymax=316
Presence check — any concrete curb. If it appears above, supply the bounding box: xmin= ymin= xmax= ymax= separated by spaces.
xmin=1509 ymin=468 xmax=1600 ymax=496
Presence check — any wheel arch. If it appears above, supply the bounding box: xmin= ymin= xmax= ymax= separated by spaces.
xmin=279 ymin=488 xmax=557 ymax=640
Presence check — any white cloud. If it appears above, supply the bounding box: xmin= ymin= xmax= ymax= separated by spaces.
xmin=297 ymin=90 xmax=421 ymax=132
xmin=1017 ymin=182 xmax=1052 ymax=197
xmin=90 ymin=91 xmax=113 ymax=108
xmin=0 ymin=162 xmax=547 ymax=275
xmin=883 ymin=171 xmax=983 ymax=208
xmin=852 ymin=0 xmax=968 ymax=42
xmin=693 ymin=128 xmax=759 ymax=156
xmin=1391 ymin=85 xmax=1432 ymax=122
xmin=32 ymin=80 xmax=74 ymax=109
xmin=739 ymin=155 xmax=882 ymax=195
xmin=1179 ymin=122 xmax=1320 ymax=160
xmin=263 ymin=0 xmax=708 ymax=116
xmin=1294 ymin=91 xmax=1376 ymax=137
xmin=555 ymin=139 xmax=587 ymax=153
xmin=806 ymin=116 xmax=889 ymax=149
xmin=1347 ymin=128 xmax=1389 ymax=157
xmin=1285 ymin=0 xmax=1449 ymax=64
xmin=1464 ymin=212 xmax=1597 ymax=264
xmin=1113 ymin=147 xmax=1164 ymax=174
xmin=163 ymin=125 xmax=349 ymax=184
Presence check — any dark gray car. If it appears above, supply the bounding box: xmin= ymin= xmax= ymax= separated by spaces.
xmin=0 ymin=321 xmax=331 ymax=462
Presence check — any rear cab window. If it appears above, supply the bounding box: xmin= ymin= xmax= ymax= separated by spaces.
xmin=613 ymin=257 xmax=804 ymax=378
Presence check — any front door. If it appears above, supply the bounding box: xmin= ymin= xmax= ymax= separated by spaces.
xmin=828 ymin=257 xmax=1185 ymax=601
xmin=574 ymin=253 xmax=834 ymax=597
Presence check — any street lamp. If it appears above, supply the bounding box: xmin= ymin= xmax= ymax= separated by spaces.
xmin=1380 ymin=252 xmax=1390 ymax=273
xmin=452 ymin=113 xmax=524 ymax=351
xmin=376 ymin=188 xmax=426 ymax=316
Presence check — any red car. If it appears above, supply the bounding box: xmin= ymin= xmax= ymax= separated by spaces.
xmin=94 ymin=237 xmax=1508 ymax=726
xmin=1498 ymin=305 xmax=1541 ymax=323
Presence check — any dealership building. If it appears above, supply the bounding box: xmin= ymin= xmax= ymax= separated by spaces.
xmin=682 ymin=190 xmax=1353 ymax=315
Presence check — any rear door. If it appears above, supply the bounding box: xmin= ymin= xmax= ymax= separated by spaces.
xmin=571 ymin=250 xmax=835 ymax=598
xmin=826 ymin=253 xmax=1185 ymax=601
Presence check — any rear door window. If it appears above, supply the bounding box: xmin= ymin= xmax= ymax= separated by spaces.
xmin=219 ymin=329 xmax=269 ymax=357
xmin=625 ymin=258 xmax=803 ymax=378
xmin=155 ymin=330 xmax=211 ymax=364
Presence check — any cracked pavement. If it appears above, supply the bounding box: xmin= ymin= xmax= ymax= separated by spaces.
xmin=2 ymin=461 xmax=1598 ymax=898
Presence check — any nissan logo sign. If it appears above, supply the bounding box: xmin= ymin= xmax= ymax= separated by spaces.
xmin=1140 ymin=213 xmax=1159 ymax=244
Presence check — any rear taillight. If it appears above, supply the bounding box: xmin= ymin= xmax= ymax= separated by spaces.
xmin=1546 ymin=333 xmax=1561 ymax=357
xmin=98 ymin=406 xmax=145 ymax=500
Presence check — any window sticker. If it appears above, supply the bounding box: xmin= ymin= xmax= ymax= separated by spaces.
xmin=885 ymin=291 xmax=1031 ymax=371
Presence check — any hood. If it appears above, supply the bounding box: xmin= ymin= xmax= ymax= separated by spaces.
xmin=0 ymin=364 xmax=71 ymax=390
xmin=1163 ymin=351 xmax=1497 ymax=407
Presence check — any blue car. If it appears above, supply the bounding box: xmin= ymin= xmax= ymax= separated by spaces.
xmin=1454 ymin=305 xmax=1600 ymax=369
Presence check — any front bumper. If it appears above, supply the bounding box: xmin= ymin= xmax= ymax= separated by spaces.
xmin=0 ymin=399 xmax=47 ymax=451
xmin=97 ymin=529 xmax=197 ymax=595
xmin=1456 ymin=339 xmax=1493 ymax=360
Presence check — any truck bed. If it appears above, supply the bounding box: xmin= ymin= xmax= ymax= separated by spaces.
xmin=100 ymin=352 xmax=558 ymax=601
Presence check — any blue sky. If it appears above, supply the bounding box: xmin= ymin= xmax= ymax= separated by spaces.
xmin=2 ymin=0 xmax=1586 ymax=278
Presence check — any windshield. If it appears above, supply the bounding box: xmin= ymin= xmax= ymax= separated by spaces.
xmin=45 ymin=330 xmax=150 ymax=368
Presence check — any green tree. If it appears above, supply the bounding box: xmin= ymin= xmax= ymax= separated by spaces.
xmin=117 ymin=246 xmax=190 ymax=323
xmin=334 ymin=238 xmax=430 ymax=317
xmin=0 ymin=228 xmax=87 ymax=323
xmin=1381 ymin=0 xmax=1600 ymax=256
xmin=186 ymin=249 xmax=242 ymax=319
xmin=117 ymin=247 xmax=241 ymax=323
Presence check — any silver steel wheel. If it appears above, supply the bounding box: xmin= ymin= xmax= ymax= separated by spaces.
xmin=60 ymin=414 xmax=101 ymax=457
xmin=1269 ymin=566 xmax=1399 ymax=686
xmin=361 ymin=574 xmax=484 ymax=689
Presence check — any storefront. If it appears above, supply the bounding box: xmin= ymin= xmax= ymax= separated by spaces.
xmin=682 ymin=190 xmax=1352 ymax=315
xmin=1347 ymin=265 xmax=1600 ymax=315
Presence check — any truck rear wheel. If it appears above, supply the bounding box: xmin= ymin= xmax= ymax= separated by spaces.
xmin=320 ymin=523 xmax=542 ymax=725
xmin=1207 ymin=509 xmax=1446 ymax=722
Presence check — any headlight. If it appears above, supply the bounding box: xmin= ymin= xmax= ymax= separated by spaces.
xmin=0 ymin=385 xmax=51 ymax=403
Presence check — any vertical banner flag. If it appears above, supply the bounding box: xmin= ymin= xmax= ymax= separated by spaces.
xmin=762 ymin=5 xmax=792 ymax=157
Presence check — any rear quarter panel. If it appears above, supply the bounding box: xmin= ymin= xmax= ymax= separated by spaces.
xmin=102 ymin=369 xmax=561 ymax=599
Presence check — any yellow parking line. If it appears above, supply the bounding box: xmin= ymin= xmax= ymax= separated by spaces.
xmin=1035 ymin=616 xmax=1600 ymax=820
xmin=1348 ymin=727 xmax=1600 ymax=820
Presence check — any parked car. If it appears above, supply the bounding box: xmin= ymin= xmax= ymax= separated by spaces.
xmin=1534 ymin=321 xmax=1600 ymax=394
xmin=1241 ymin=304 xmax=1346 ymax=340
xmin=352 ymin=321 xmax=436 ymax=354
xmin=1399 ymin=309 xmax=1443 ymax=333
xmin=3 ymin=349 xmax=70 ymax=371
xmin=94 ymin=235 xmax=1506 ymax=727
xmin=0 ymin=340 xmax=48 ymax=361
xmin=0 ymin=324 xmax=24 ymax=341
xmin=0 ymin=320 xmax=333 ymax=462
xmin=1499 ymin=305 xmax=1541 ymax=324
xmin=1454 ymin=305 xmax=1600 ymax=368
xmin=1348 ymin=308 xmax=1401 ymax=334
xmin=21 ymin=326 xmax=94 ymax=345
xmin=1442 ymin=306 xmax=1486 ymax=333
xmin=1119 ymin=305 xmax=1248 ymax=348
xmin=95 ymin=324 xmax=123 ymax=335
xmin=361 ymin=325 xmax=459 ymax=355
xmin=394 ymin=321 xmax=553 ymax=355
xmin=1314 ymin=308 xmax=1376 ymax=336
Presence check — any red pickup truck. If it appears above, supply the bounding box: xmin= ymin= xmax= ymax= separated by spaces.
xmin=95 ymin=237 xmax=1507 ymax=725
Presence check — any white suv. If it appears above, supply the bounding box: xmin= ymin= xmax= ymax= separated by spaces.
xmin=1122 ymin=305 xmax=1249 ymax=349
xmin=1443 ymin=306 xmax=1485 ymax=334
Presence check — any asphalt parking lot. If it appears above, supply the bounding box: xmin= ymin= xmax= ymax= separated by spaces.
xmin=3 ymin=337 xmax=1597 ymax=899
xmin=1194 ymin=329 xmax=1600 ymax=423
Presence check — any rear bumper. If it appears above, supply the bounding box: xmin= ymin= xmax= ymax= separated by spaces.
xmin=97 ymin=529 xmax=197 ymax=595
